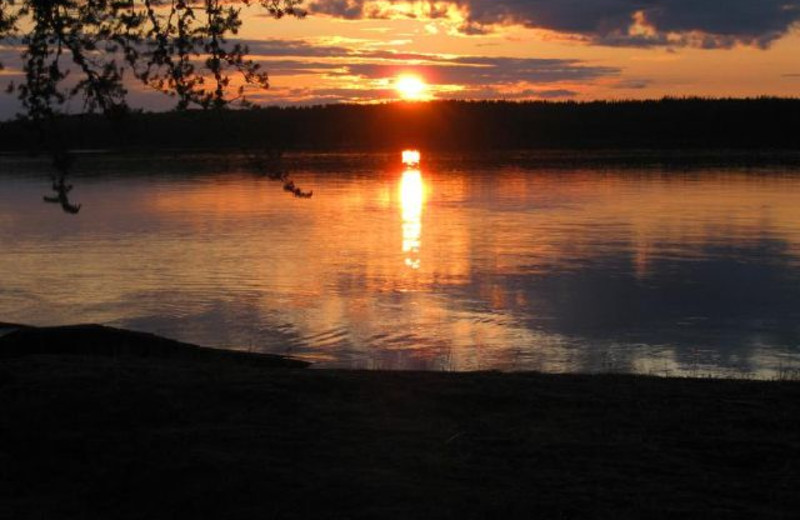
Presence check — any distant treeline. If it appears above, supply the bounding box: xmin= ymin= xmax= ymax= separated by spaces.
xmin=1 ymin=98 xmax=799 ymax=152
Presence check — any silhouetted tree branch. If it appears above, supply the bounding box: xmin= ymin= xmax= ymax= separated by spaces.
xmin=247 ymin=149 xmax=313 ymax=198
xmin=1 ymin=1 xmax=305 ymax=118
xmin=0 ymin=1 xmax=309 ymax=211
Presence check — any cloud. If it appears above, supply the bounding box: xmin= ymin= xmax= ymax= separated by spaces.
xmin=532 ymin=88 xmax=577 ymax=99
xmin=305 ymin=0 xmax=359 ymax=19
xmin=450 ymin=56 xmax=618 ymax=83
xmin=338 ymin=56 xmax=618 ymax=86
xmin=237 ymin=39 xmax=621 ymax=104
xmin=308 ymin=0 xmax=800 ymax=48
xmin=237 ymin=38 xmax=618 ymax=104
xmin=249 ymin=59 xmax=346 ymax=76
xmin=242 ymin=39 xmax=351 ymax=58
xmin=462 ymin=87 xmax=579 ymax=100
xmin=236 ymin=38 xmax=620 ymax=86
xmin=236 ymin=38 xmax=452 ymax=62
xmin=612 ymin=79 xmax=652 ymax=90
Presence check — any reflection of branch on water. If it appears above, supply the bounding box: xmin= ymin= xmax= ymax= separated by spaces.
xmin=282 ymin=180 xmax=313 ymax=198
xmin=247 ymin=151 xmax=313 ymax=199
xmin=43 ymin=175 xmax=82 ymax=214
xmin=42 ymin=151 xmax=81 ymax=214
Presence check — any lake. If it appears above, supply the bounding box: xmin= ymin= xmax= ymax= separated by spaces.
xmin=2 ymin=152 xmax=800 ymax=377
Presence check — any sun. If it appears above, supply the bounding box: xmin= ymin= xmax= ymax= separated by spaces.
xmin=395 ymin=75 xmax=427 ymax=100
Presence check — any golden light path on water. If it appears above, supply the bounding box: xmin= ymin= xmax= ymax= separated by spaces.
xmin=400 ymin=168 xmax=425 ymax=270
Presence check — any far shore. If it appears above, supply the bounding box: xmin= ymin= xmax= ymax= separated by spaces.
xmin=1 ymin=322 xmax=798 ymax=518
xmin=3 ymin=147 xmax=800 ymax=167
xmin=2 ymin=99 xmax=800 ymax=154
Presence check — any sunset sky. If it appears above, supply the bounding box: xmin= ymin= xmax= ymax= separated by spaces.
xmin=234 ymin=0 xmax=800 ymax=105
xmin=1 ymin=0 xmax=799 ymax=116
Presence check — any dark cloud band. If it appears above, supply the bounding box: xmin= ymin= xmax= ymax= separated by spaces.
xmin=240 ymin=38 xmax=619 ymax=104
xmin=242 ymin=39 xmax=620 ymax=84
xmin=339 ymin=58 xmax=618 ymax=85
xmin=308 ymin=0 xmax=800 ymax=48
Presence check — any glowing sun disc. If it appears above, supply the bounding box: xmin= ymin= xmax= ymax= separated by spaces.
xmin=396 ymin=75 xmax=427 ymax=100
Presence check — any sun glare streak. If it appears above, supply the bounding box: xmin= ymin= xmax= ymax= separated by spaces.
xmin=400 ymin=168 xmax=425 ymax=270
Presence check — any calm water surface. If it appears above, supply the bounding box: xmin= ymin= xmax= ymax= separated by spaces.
xmin=2 ymin=153 xmax=800 ymax=377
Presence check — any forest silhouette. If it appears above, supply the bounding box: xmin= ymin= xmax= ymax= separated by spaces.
xmin=2 ymin=98 xmax=798 ymax=153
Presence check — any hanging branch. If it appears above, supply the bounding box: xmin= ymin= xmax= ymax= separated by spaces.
xmin=2 ymin=0 xmax=305 ymax=115
xmin=0 ymin=0 xmax=309 ymax=210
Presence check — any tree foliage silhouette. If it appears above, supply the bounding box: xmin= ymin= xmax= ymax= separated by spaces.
xmin=0 ymin=0 xmax=310 ymax=210
xmin=1 ymin=0 xmax=304 ymax=119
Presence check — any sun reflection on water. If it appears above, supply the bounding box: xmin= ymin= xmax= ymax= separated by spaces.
xmin=400 ymin=168 xmax=425 ymax=269
xmin=402 ymin=150 xmax=421 ymax=167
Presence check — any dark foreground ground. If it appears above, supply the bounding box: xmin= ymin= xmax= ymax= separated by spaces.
xmin=1 ymin=327 xmax=798 ymax=519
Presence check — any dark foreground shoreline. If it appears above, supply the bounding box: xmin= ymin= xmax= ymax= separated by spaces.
xmin=1 ymin=325 xmax=798 ymax=519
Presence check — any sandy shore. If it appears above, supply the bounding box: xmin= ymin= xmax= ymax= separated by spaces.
xmin=1 ymin=325 xmax=798 ymax=519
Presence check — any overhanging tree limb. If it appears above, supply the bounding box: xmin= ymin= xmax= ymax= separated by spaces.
xmin=0 ymin=0 xmax=310 ymax=211
xmin=1 ymin=0 xmax=305 ymax=117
